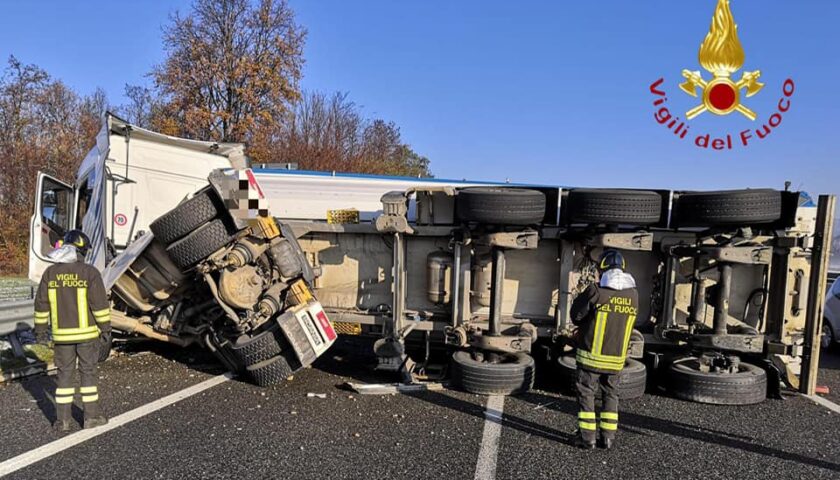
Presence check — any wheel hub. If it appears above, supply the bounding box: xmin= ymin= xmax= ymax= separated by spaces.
xmin=698 ymin=352 xmax=740 ymax=374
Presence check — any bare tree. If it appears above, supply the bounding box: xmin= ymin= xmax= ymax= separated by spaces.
xmin=269 ymin=90 xmax=431 ymax=177
xmin=152 ymin=0 xmax=305 ymax=145
xmin=120 ymin=84 xmax=160 ymax=128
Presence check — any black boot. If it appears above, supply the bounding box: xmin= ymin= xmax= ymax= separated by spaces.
xmin=54 ymin=403 xmax=73 ymax=433
xmin=599 ymin=436 xmax=615 ymax=450
xmin=573 ymin=431 xmax=596 ymax=450
xmin=53 ymin=419 xmax=72 ymax=433
xmin=83 ymin=401 xmax=108 ymax=429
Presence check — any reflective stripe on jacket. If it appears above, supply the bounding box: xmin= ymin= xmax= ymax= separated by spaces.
xmin=34 ymin=262 xmax=111 ymax=344
xmin=570 ymin=281 xmax=638 ymax=374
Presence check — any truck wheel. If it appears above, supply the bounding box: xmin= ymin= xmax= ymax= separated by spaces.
xmin=246 ymin=354 xmax=295 ymax=387
xmin=555 ymin=355 xmax=647 ymax=400
xmin=666 ymin=356 xmax=767 ymax=405
xmin=456 ymin=188 xmax=546 ymax=226
xmin=565 ymin=189 xmax=662 ymax=226
xmin=671 ymin=189 xmax=781 ymax=227
xmin=150 ymin=189 xmax=222 ymax=245
xmin=166 ymin=219 xmax=236 ymax=270
xmin=232 ymin=323 xmax=284 ymax=366
xmin=451 ymin=351 xmax=535 ymax=395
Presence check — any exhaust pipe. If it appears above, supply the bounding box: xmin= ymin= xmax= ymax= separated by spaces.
xmin=111 ymin=310 xmax=194 ymax=347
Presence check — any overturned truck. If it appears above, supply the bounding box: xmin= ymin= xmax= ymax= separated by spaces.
xmin=29 ymin=117 xmax=835 ymax=403
xmin=114 ymin=174 xmax=834 ymax=405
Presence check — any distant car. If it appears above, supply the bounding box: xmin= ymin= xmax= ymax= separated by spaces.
xmin=824 ymin=277 xmax=840 ymax=350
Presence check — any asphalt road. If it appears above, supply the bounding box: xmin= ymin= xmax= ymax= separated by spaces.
xmin=1 ymin=342 xmax=839 ymax=479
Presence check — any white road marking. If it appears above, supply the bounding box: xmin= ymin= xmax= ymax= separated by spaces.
xmin=474 ymin=395 xmax=505 ymax=480
xmin=804 ymin=394 xmax=840 ymax=414
xmin=0 ymin=372 xmax=232 ymax=478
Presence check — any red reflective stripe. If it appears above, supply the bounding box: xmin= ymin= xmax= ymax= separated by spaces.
xmin=245 ymin=169 xmax=265 ymax=199
xmin=315 ymin=311 xmax=336 ymax=341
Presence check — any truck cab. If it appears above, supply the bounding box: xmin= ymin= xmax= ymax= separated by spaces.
xmin=29 ymin=113 xmax=245 ymax=283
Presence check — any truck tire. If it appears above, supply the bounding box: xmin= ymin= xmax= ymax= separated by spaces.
xmin=150 ymin=190 xmax=222 ymax=245
xmin=671 ymin=189 xmax=781 ymax=227
xmin=555 ymin=355 xmax=647 ymax=400
xmin=565 ymin=189 xmax=662 ymax=226
xmin=666 ymin=356 xmax=766 ymax=405
xmin=246 ymin=354 xmax=295 ymax=387
xmin=232 ymin=323 xmax=284 ymax=367
xmin=451 ymin=351 xmax=535 ymax=395
xmin=456 ymin=188 xmax=546 ymax=226
xmin=166 ymin=219 xmax=236 ymax=270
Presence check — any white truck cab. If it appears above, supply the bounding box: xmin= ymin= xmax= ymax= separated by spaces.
xmin=29 ymin=113 xmax=245 ymax=283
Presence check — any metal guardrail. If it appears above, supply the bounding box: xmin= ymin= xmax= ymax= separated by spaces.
xmin=0 ymin=285 xmax=35 ymax=303
xmin=0 ymin=300 xmax=34 ymax=337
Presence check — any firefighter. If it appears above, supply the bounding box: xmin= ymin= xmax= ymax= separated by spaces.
xmin=34 ymin=230 xmax=111 ymax=432
xmin=570 ymin=249 xmax=638 ymax=450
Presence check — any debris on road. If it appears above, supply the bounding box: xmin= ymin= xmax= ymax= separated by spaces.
xmin=343 ymin=381 xmax=445 ymax=395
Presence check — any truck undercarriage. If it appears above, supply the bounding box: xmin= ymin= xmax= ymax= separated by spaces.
xmin=106 ymin=169 xmax=336 ymax=385
xmin=105 ymin=168 xmax=835 ymax=405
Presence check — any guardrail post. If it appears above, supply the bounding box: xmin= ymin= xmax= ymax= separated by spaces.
xmin=801 ymin=195 xmax=836 ymax=395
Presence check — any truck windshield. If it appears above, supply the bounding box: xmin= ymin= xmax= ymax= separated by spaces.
xmin=41 ymin=177 xmax=73 ymax=234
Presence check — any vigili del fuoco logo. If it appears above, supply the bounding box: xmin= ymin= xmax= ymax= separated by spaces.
xmin=649 ymin=0 xmax=794 ymax=150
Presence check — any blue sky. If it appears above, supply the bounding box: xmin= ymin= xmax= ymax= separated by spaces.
xmin=1 ymin=0 xmax=838 ymax=198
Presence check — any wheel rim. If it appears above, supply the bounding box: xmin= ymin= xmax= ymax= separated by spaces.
xmin=672 ymin=356 xmax=758 ymax=377
xmin=472 ymin=351 xmax=521 ymax=365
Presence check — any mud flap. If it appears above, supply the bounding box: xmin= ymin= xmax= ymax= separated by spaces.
xmin=762 ymin=359 xmax=784 ymax=400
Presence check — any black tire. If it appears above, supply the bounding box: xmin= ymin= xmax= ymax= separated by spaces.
xmin=232 ymin=323 xmax=284 ymax=367
xmin=456 ymin=188 xmax=546 ymax=226
xmin=150 ymin=190 xmax=222 ymax=245
xmin=565 ymin=189 xmax=662 ymax=225
xmin=666 ymin=357 xmax=767 ymax=405
xmin=166 ymin=219 xmax=236 ymax=270
xmin=246 ymin=354 xmax=295 ymax=387
xmin=556 ymin=355 xmax=647 ymax=400
xmin=451 ymin=351 xmax=535 ymax=395
xmin=671 ymin=189 xmax=781 ymax=227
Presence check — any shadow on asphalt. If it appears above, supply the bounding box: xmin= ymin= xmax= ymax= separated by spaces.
xmin=314 ymin=337 xmax=404 ymax=386
xmin=408 ymin=389 xmax=577 ymax=446
xmin=820 ymin=349 xmax=840 ymax=371
xmin=18 ymin=373 xmax=90 ymax=427
xmin=116 ymin=340 xmax=227 ymax=375
xmin=517 ymin=391 xmax=840 ymax=473
xmin=19 ymin=374 xmax=58 ymax=424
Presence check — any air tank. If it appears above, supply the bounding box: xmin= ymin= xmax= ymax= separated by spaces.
xmin=471 ymin=253 xmax=493 ymax=307
xmin=426 ymin=251 xmax=453 ymax=304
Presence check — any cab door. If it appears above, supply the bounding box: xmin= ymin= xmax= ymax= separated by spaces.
xmin=28 ymin=172 xmax=75 ymax=282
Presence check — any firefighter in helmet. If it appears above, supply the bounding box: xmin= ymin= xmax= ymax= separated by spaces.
xmin=570 ymin=249 xmax=638 ymax=449
xmin=34 ymin=230 xmax=111 ymax=432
